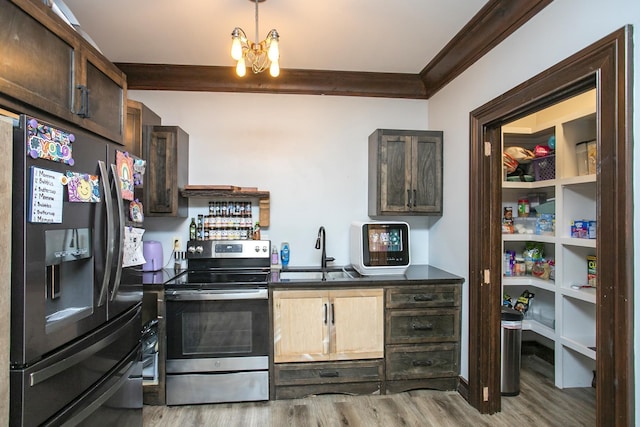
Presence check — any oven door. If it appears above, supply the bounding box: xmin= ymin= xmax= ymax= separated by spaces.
xmin=165 ymin=288 xmax=269 ymax=361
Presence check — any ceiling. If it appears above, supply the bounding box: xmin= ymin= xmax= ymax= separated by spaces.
xmin=61 ymin=0 xmax=488 ymax=74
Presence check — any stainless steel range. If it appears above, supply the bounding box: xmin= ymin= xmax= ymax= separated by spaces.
xmin=164 ymin=240 xmax=271 ymax=406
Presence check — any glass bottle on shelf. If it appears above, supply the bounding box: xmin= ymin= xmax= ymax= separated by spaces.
xmin=189 ymin=217 xmax=196 ymax=240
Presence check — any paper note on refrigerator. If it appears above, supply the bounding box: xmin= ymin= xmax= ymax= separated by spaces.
xmin=123 ymin=227 xmax=145 ymax=267
xmin=29 ymin=167 xmax=64 ymax=223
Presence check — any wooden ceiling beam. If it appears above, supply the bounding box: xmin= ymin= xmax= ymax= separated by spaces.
xmin=116 ymin=63 xmax=428 ymax=99
xmin=117 ymin=0 xmax=552 ymax=99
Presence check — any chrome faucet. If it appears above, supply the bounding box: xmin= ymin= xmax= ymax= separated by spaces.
xmin=315 ymin=226 xmax=335 ymax=270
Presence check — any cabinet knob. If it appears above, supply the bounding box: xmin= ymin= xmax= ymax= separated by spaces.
xmin=413 ymin=295 xmax=434 ymax=302
xmin=412 ymin=360 xmax=433 ymax=367
xmin=407 ymin=189 xmax=412 ymax=207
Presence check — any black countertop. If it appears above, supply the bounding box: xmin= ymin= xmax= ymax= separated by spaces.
xmin=123 ymin=264 xmax=464 ymax=288
xmin=269 ymin=264 xmax=464 ymax=288
xmin=121 ymin=267 xmax=183 ymax=286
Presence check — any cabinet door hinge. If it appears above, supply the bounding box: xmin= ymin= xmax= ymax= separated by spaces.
xmin=483 ymin=269 xmax=490 ymax=285
xmin=484 ymin=142 xmax=491 ymax=157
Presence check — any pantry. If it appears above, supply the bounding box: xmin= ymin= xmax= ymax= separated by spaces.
xmin=500 ymin=89 xmax=597 ymax=389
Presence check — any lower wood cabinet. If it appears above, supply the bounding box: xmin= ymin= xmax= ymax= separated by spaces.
xmin=142 ymin=286 xmax=166 ymax=405
xmin=273 ymin=289 xmax=384 ymax=363
xmin=273 ymin=359 xmax=384 ymax=399
xmin=272 ymin=288 xmax=385 ymax=398
xmin=271 ymin=280 xmax=462 ymax=399
xmin=385 ymin=284 xmax=461 ymax=393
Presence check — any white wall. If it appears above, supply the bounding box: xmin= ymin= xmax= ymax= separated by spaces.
xmin=130 ymin=91 xmax=433 ymax=268
xmin=131 ymin=0 xmax=639 ymax=411
xmin=426 ymin=0 xmax=640 ymax=406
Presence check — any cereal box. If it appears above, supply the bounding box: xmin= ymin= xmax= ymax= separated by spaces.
xmin=587 ymin=255 xmax=597 ymax=287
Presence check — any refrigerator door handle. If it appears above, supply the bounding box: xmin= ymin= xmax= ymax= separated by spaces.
xmin=97 ymin=161 xmax=113 ymax=307
xmin=109 ymin=164 xmax=125 ymax=301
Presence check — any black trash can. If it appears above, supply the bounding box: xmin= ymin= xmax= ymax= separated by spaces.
xmin=501 ymin=306 xmax=524 ymax=396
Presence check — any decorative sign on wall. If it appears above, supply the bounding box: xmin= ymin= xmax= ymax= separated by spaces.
xmin=26 ymin=117 xmax=75 ymax=165
xmin=116 ymin=151 xmax=134 ymax=201
xmin=63 ymin=171 xmax=101 ymax=203
xmin=29 ymin=167 xmax=64 ymax=223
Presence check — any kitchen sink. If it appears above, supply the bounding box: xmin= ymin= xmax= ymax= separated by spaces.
xmin=277 ymin=267 xmax=360 ymax=281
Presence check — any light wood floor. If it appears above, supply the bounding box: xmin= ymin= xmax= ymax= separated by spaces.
xmin=143 ymin=355 xmax=596 ymax=427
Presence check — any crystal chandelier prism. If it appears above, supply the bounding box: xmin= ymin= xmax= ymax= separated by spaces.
xmin=230 ymin=0 xmax=280 ymax=77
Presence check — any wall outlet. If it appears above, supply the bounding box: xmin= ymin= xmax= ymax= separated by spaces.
xmin=173 ymin=237 xmax=182 ymax=251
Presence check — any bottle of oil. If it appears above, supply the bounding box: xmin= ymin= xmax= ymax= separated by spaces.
xmin=189 ymin=217 xmax=196 ymax=240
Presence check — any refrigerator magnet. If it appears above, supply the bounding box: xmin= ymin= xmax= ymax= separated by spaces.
xmin=64 ymin=171 xmax=100 ymax=203
xmin=130 ymin=200 xmax=144 ymax=223
xmin=116 ymin=151 xmax=134 ymax=201
xmin=26 ymin=117 xmax=75 ymax=165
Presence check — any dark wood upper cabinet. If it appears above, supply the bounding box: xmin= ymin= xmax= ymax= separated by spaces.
xmin=368 ymin=129 xmax=443 ymax=216
xmin=125 ymin=99 xmax=161 ymax=158
xmin=144 ymin=126 xmax=189 ymax=217
xmin=0 ymin=0 xmax=126 ymax=144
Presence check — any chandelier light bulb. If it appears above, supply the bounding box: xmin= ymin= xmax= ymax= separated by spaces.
xmin=236 ymin=58 xmax=247 ymax=77
xmin=231 ymin=34 xmax=243 ymax=61
xmin=267 ymin=36 xmax=279 ymax=62
xmin=269 ymin=60 xmax=280 ymax=77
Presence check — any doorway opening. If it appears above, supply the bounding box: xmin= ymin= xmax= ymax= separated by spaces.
xmin=466 ymin=27 xmax=633 ymax=426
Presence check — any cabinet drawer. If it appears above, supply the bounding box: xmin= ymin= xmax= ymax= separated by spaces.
xmin=386 ymin=308 xmax=459 ymax=344
xmin=386 ymin=343 xmax=459 ymax=380
xmin=386 ymin=285 xmax=460 ymax=309
xmin=274 ymin=360 xmax=384 ymax=386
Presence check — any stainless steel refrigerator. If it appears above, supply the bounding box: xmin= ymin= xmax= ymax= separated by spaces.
xmin=9 ymin=114 xmax=143 ymax=426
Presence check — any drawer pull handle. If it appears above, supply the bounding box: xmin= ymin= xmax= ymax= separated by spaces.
xmin=412 ymin=360 xmax=433 ymax=367
xmin=319 ymin=371 xmax=339 ymax=378
xmin=413 ymin=295 xmax=434 ymax=302
xmin=411 ymin=322 xmax=433 ymax=331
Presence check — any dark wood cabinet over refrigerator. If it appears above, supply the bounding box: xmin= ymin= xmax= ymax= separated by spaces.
xmin=0 ymin=0 xmax=127 ymax=145
xmin=145 ymin=125 xmax=189 ymax=217
xmin=368 ymin=129 xmax=443 ymax=216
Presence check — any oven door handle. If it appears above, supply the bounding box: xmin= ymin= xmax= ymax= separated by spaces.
xmin=165 ymin=289 xmax=268 ymax=301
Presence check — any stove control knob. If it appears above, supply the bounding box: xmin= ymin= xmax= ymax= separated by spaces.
xmin=187 ymin=246 xmax=196 ymax=253
xmin=254 ymin=246 xmax=260 ymax=252
xmin=262 ymin=246 xmax=268 ymax=252
xmin=195 ymin=245 xmax=204 ymax=253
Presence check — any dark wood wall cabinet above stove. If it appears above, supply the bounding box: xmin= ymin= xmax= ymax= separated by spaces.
xmin=269 ymin=278 xmax=462 ymax=399
xmin=124 ymin=100 xmax=190 ymax=218
xmin=125 ymin=99 xmax=161 ymax=159
xmin=368 ymin=129 xmax=443 ymax=216
xmin=145 ymin=126 xmax=189 ymax=217
xmin=1 ymin=0 xmax=127 ymax=144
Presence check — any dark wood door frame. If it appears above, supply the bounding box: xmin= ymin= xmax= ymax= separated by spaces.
xmin=467 ymin=26 xmax=633 ymax=426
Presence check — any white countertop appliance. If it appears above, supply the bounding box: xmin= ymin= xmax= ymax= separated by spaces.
xmin=350 ymin=221 xmax=410 ymax=275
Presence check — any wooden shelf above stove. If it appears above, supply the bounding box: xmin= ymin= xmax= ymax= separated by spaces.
xmin=180 ymin=185 xmax=271 ymax=227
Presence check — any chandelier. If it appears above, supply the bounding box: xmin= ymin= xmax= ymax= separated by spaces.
xmin=230 ymin=0 xmax=280 ymax=77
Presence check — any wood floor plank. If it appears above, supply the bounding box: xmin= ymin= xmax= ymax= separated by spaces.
xmin=144 ymin=356 xmax=595 ymax=426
